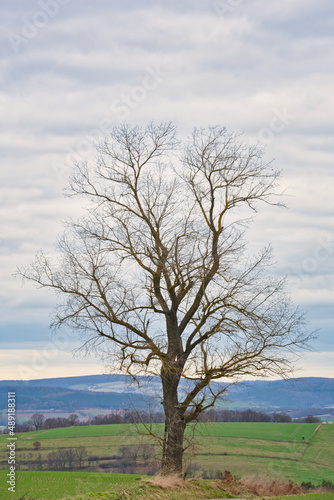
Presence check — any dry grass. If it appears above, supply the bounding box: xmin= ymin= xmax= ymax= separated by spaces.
xmin=209 ymin=470 xmax=303 ymax=497
xmin=145 ymin=471 xmax=305 ymax=498
xmin=146 ymin=473 xmax=197 ymax=490
xmin=240 ymin=474 xmax=301 ymax=496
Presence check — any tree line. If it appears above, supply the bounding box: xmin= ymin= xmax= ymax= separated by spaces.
xmin=2 ymin=409 xmax=321 ymax=434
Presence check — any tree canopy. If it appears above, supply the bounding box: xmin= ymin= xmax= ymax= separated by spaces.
xmin=21 ymin=123 xmax=312 ymax=474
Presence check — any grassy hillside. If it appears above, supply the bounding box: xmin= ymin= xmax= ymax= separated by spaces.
xmin=0 ymin=421 xmax=319 ymax=441
xmin=0 ymin=471 xmax=142 ymax=500
xmin=1 ymin=422 xmax=333 ymax=486
xmin=1 ymin=471 xmax=334 ymax=500
xmin=0 ymin=470 xmax=266 ymax=500
xmin=195 ymin=421 xmax=317 ymax=440
xmin=272 ymin=496 xmax=334 ymax=500
xmin=191 ymin=423 xmax=334 ymax=484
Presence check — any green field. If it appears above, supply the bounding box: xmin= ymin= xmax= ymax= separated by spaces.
xmin=191 ymin=423 xmax=334 ymax=484
xmin=0 ymin=420 xmax=319 ymax=441
xmin=194 ymin=421 xmax=318 ymax=441
xmin=5 ymin=422 xmax=134 ymax=440
xmin=0 ymin=422 xmax=333 ymax=496
xmin=0 ymin=471 xmax=334 ymax=500
xmin=0 ymin=470 xmax=144 ymax=500
xmin=0 ymin=469 xmax=266 ymax=500
xmin=272 ymin=496 xmax=334 ymax=500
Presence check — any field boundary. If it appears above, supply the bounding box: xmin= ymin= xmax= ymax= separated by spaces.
xmin=195 ymin=435 xmax=313 ymax=444
xmin=289 ymin=423 xmax=303 ymax=439
xmin=306 ymin=459 xmax=334 ymax=471
xmin=197 ymin=451 xmax=301 ymax=462
xmin=313 ymin=423 xmax=322 ymax=436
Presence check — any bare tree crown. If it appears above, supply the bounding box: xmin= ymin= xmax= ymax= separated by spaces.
xmin=22 ymin=123 xmax=312 ymax=423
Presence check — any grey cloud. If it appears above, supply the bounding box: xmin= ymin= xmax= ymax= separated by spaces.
xmin=0 ymin=0 xmax=333 ymax=377
xmin=260 ymin=1 xmax=334 ymax=39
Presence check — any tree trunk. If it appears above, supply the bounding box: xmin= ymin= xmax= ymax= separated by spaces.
xmin=160 ymin=365 xmax=186 ymax=476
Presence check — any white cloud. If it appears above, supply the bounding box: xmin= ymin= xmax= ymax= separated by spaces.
xmin=0 ymin=347 xmax=102 ymax=380
xmin=294 ymin=351 xmax=334 ymax=379
xmin=1 ymin=347 xmax=332 ymax=381
xmin=0 ymin=0 xmax=333 ymax=379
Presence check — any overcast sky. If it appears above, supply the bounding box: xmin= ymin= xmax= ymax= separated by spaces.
xmin=1 ymin=0 xmax=333 ymax=381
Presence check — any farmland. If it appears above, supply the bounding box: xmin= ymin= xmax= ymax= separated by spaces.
xmin=0 ymin=470 xmax=142 ymax=500
xmin=0 ymin=422 xmax=333 ymax=498
xmin=0 ymin=471 xmax=334 ymax=500
xmin=1 ymin=471 xmax=333 ymax=500
xmin=0 ymin=420 xmax=320 ymax=441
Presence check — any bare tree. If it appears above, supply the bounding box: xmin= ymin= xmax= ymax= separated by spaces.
xmin=63 ymin=448 xmax=75 ymax=469
xmin=30 ymin=413 xmax=45 ymax=431
xmin=68 ymin=414 xmax=79 ymax=426
xmin=47 ymin=449 xmax=66 ymax=471
xmin=74 ymin=446 xmax=88 ymax=468
xmin=20 ymin=123 xmax=313 ymax=475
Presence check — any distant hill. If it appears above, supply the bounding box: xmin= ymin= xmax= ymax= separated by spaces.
xmin=1 ymin=375 xmax=333 ymax=414
xmin=0 ymin=374 xmax=127 ymax=390
xmin=226 ymin=377 xmax=334 ymax=409
xmin=0 ymin=383 xmax=149 ymax=412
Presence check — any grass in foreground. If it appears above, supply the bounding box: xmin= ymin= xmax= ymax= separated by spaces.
xmin=0 ymin=471 xmax=236 ymax=500
xmin=271 ymin=495 xmax=334 ymax=500
xmin=59 ymin=474 xmax=334 ymax=500
xmin=0 ymin=470 xmax=142 ymax=500
xmin=2 ymin=470 xmax=334 ymax=500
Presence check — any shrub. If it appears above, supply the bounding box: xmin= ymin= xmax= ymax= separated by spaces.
xmin=321 ymin=479 xmax=334 ymax=490
xmin=33 ymin=441 xmax=41 ymax=450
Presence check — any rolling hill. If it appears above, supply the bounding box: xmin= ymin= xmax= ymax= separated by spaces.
xmin=1 ymin=375 xmax=334 ymax=416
